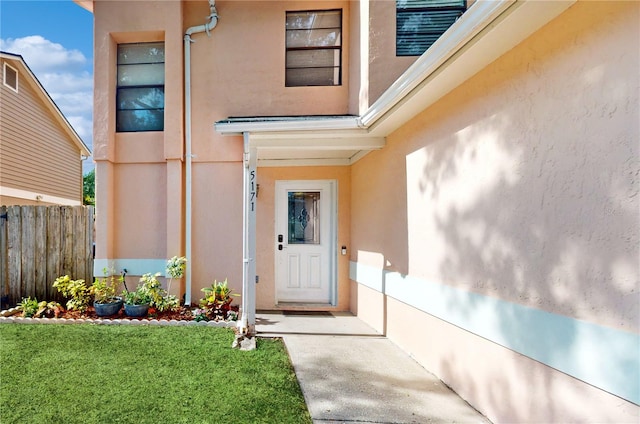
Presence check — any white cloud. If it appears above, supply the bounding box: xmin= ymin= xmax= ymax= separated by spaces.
xmin=66 ymin=115 xmax=92 ymax=143
xmin=0 ymin=35 xmax=87 ymax=72
xmin=1 ymin=35 xmax=94 ymax=170
xmin=38 ymin=70 xmax=93 ymax=94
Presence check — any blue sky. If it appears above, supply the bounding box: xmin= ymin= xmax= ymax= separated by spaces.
xmin=1 ymin=0 xmax=94 ymax=173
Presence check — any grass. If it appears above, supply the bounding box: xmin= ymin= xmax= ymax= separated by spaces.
xmin=0 ymin=324 xmax=311 ymax=424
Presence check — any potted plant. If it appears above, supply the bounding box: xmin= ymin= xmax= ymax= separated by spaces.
xmin=123 ymin=285 xmax=152 ymax=317
xmin=123 ymin=273 xmax=179 ymax=317
xmin=90 ymin=271 xmax=123 ymax=317
xmin=140 ymin=272 xmax=180 ymax=313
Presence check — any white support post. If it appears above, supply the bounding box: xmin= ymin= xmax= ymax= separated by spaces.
xmin=239 ymin=132 xmax=257 ymax=337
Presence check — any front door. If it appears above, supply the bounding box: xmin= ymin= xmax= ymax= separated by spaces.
xmin=275 ymin=180 xmax=336 ymax=304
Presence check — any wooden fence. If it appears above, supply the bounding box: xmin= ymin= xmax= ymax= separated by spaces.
xmin=0 ymin=205 xmax=94 ymax=308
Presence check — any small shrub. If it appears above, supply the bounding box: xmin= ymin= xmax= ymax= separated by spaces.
xmin=53 ymin=275 xmax=91 ymax=311
xmin=192 ymin=308 xmax=208 ymax=322
xmin=90 ymin=272 xmax=123 ymax=304
xmin=18 ymin=297 xmax=39 ymax=317
xmin=122 ymin=286 xmax=152 ymax=306
xmin=166 ymin=256 xmax=187 ymax=295
xmin=166 ymin=256 xmax=187 ymax=279
xmin=154 ymin=294 xmax=179 ymax=312
xmin=199 ymin=279 xmax=239 ymax=320
xmin=138 ymin=273 xmax=178 ymax=312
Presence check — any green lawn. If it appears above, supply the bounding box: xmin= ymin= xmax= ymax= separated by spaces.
xmin=0 ymin=324 xmax=311 ymax=424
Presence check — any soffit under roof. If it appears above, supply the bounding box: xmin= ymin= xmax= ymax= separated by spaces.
xmin=215 ymin=0 xmax=576 ymax=167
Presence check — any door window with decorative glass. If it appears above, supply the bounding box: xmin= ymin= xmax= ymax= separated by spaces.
xmin=116 ymin=42 xmax=165 ymax=132
xmin=285 ymin=10 xmax=342 ymax=87
xmin=288 ymin=192 xmax=320 ymax=244
xmin=396 ymin=0 xmax=466 ymax=56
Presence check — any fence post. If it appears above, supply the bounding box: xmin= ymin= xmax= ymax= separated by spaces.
xmin=7 ymin=207 xmax=21 ymax=305
xmin=73 ymin=206 xmax=86 ymax=283
xmin=46 ymin=206 xmax=62 ymax=302
xmin=61 ymin=206 xmax=74 ymax=279
xmin=34 ymin=206 xmax=47 ymax=301
xmin=0 ymin=206 xmax=7 ymax=307
xmin=85 ymin=206 xmax=94 ymax=284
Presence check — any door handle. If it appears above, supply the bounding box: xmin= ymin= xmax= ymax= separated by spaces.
xmin=278 ymin=244 xmax=286 ymax=251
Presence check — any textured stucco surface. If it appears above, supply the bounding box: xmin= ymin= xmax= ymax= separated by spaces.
xmin=351 ymin=1 xmax=639 ymax=421
xmin=354 ymin=0 xmax=639 ymax=332
xmin=93 ymin=0 xmax=356 ymax=298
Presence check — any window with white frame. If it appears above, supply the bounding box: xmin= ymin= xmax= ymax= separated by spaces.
xmin=116 ymin=42 xmax=165 ymax=132
xmin=396 ymin=0 xmax=466 ymax=56
xmin=3 ymin=62 xmax=18 ymax=92
xmin=285 ymin=9 xmax=342 ymax=87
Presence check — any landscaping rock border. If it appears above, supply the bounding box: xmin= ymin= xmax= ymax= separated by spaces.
xmin=0 ymin=308 xmax=236 ymax=328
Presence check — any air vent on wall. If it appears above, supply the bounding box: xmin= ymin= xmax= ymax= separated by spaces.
xmin=3 ymin=63 xmax=18 ymax=92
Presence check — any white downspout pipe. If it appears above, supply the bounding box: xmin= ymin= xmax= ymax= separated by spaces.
xmin=184 ymin=0 xmax=218 ymax=305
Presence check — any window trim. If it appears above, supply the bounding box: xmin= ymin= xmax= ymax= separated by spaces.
xmin=285 ymin=8 xmax=343 ymax=87
xmin=396 ymin=0 xmax=467 ymax=57
xmin=3 ymin=62 xmax=18 ymax=93
xmin=116 ymin=42 xmax=165 ymax=133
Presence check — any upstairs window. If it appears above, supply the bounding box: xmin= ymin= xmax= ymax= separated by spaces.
xmin=3 ymin=62 xmax=18 ymax=92
xmin=396 ymin=0 xmax=466 ymax=56
xmin=116 ymin=42 xmax=165 ymax=132
xmin=286 ymin=10 xmax=342 ymax=87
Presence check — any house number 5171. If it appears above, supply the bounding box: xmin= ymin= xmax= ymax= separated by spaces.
xmin=249 ymin=170 xmax=256 ymax=211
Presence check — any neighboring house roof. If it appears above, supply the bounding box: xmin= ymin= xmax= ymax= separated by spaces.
xmin=0 ymin=51 xmax=91 ymax=157
xmin=216 ymin=0 xmax=576 ymax=166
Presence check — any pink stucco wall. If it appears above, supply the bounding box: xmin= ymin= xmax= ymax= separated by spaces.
xmin=91 ymin=0 xmax=638 ymax=420
xmin=93 ymin=0 xmax=357 ymax=303
xmin=350 ymin=1 xmax=639 ymax=422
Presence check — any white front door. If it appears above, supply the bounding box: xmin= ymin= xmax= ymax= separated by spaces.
xmin=275 ymin=180 xmax=336 ymax=304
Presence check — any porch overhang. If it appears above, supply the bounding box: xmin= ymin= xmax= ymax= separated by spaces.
xmin=215 ymin=116 xmax=385 ymax=167
xmin=215 ymin=0 xmax=575 ymax=168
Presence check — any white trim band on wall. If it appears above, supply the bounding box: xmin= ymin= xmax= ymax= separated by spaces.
xmin=0 ymin=186 xmax=82 ymax=206
xmin=350 ymin=261 xmax=640 ymax=405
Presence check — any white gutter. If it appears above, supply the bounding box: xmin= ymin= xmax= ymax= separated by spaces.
xmin=216 ymin=0 xmax=573 ymax=142
xmin=215 ymin=116 xmax=363 ymax=135
xmin=184 ymin=0 xmax=218 ymax=305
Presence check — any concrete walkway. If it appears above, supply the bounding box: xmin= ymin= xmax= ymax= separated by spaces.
xmin=257 ymin=312 xmax=491 ymax=424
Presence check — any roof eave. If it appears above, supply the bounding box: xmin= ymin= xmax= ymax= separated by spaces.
xmin=213 ymin=0 xmax=576 ymax=165
xmin=0 ymin=52 xmax=92 ymax=157
xmin=364 ymin=0 xmax=577 ymax=137
xmin=73 ymin=0 xmax=93 ymax=13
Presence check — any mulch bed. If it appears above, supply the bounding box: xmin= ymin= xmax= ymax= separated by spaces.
xmin=6 ymin=305 xmax=239 ymax=323
xmin=59 ymin=305 xmax=196 ymax=321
